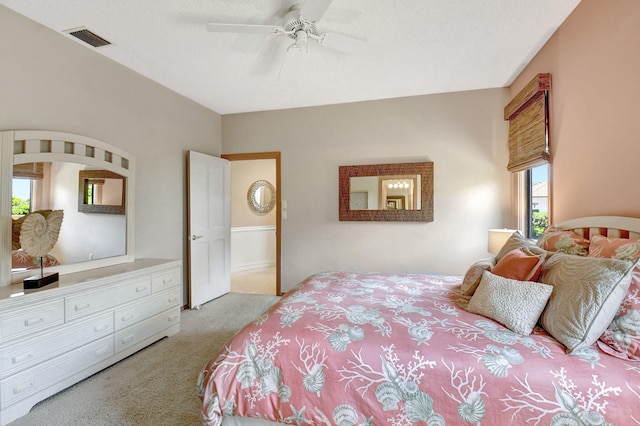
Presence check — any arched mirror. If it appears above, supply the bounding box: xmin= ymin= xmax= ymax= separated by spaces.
xmin=1 ymin=130 xmax=135 ymax=287
xmin=247 ymin=180 xmax=276 ymax=215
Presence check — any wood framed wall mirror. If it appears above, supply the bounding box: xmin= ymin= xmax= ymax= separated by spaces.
xmin=78 ymin=170 xmax=126 ymax=215
xmin=339 ymin=162 xmax=434 ymax=222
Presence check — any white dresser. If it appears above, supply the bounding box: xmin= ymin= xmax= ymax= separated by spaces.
xmin=0 ymin=259 xmax=182 ymax=426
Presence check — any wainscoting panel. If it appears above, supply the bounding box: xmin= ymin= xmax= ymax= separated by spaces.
xmin=230 ymin=226 xmax=276 ymax=272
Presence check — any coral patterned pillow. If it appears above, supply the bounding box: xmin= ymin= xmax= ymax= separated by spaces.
xmin=589 ymin=235 xmax=640 ymax=260
xmin=598 ymin=265 xmax=640 ymax=361
xmin=536 ymin=226 xmax=589 ymax=256
xmin=592 ymin=236 xmax=640 ymax=361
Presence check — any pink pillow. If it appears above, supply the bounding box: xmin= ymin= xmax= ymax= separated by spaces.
xmin=592 ymin=236 xmax=640 ymax=361
xmin=491 ymin=247 xmax=545 ymax=282
xmin=536 ymin=226 xmax=589 ymax=256
xmin=597 ymin=264 xmax=640 ymax=361
xmin=589 ymin=235 xmax=640 ymax=260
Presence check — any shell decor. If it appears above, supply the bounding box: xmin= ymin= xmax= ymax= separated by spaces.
xmin=302 ymin=364 xmax=326 ymax=394
xmin=332 ymin=404 xmax=358 ymax=426
xmin=19 ymin=210 xmax=64 ymax=258
xmin=457 ymin=392 xmax=486 ymax=423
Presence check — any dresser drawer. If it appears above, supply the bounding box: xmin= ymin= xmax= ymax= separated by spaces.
xmin=0 ymin=300 xmax=65 ymax=344
xmin=152 ymin=267 xmax=181 ymax=293
xmin=1 ymin=335 xmax=114 ymax=408
xmin=115 ymin=306 xmax=180 ymax=353
xmin=65 ymin=276 xmax=152 ymax=321
xmin=1 ymin=312 xmax=113 ymax=377
xmin=114 ymin=287 xmax=181 ymax=331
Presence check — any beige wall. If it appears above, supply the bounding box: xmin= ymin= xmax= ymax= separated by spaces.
xmin=0 ymin=7 xmax=222 ymax=269
xmin=223 ymin=89 xmax=511 ymax=291
xmin=510 ymin=0 xmax=640 ymax=222
xmin=230 ymin=160 xmax=276 ymax=227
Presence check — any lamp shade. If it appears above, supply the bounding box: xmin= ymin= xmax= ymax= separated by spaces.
xmin=488 ymin=229 xmax=518 ymax=255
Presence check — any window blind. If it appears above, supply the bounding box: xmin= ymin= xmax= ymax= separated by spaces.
xmin=13 ymin=162 xmax=43 ymax=179
xmin=504 ymin=73 xmax=551 ymax=172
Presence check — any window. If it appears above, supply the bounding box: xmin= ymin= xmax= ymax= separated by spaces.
xmin=526 ymin=164 xmax=549 ymax=239
xmin=504 ymin=73 xmax=552 ymax=240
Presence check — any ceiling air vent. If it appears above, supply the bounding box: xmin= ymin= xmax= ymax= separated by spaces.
xmin=65 ymin=27 xmax=111 ymax=48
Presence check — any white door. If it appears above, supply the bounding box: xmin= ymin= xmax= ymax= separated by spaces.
xmin=187 ymin=151 xmax=230 ymax=308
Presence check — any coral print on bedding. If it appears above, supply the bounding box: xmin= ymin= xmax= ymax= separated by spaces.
xmin=198 ymin=271 xmax=640 ymax=425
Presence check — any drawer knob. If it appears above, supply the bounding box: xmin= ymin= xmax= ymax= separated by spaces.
xmin=94 ymin=324 xmax=109 ymax=332
xmin=75 ymin=303 xmax=90 ymax=312
xmin=95 ymin=347 xmax=110 ymax=357
xmin=24 ymin=317 xmax=45 ymax=326
xmin=121 ymin=313 xmax=135 ymax=322
xmin=136 ymin=286 xmax=148 ymax=293
xmin=13 ymin=380 xmax=34 ymax=394
xmin=122 ymin=334 xmax=135 ymax=343
xmin=12 ymin=352 xmax=33 ymax=364
xmin=163 ymin=278 xmax=174 ymax=284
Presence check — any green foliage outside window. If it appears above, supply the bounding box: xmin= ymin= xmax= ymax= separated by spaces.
xmin=12 ymin=196 xmax=30 ymax=215
xmin=532 ymin=211 xmax=549 ymax=239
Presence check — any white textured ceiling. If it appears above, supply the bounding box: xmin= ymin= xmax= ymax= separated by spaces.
xmin=0 ymin=0 xmax=581 ymax=115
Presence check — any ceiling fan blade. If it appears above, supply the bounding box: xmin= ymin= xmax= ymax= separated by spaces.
xmin=299 ymin=0 xmax=334 ymax=22
xmin=318 ymin=32 xmax=375 ymax=57
xmin=206 ymin=23 xmax=282 ymax=34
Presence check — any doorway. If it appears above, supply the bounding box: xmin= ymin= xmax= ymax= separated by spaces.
xmin=222 ymin=152 xmax=281 ymax=296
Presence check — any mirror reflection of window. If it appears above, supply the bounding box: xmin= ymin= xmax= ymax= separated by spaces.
xmin=12 ymin=178 xmax=32 ymax=215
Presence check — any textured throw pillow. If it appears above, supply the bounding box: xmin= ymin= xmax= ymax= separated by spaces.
xmin=588 ymin=235 xmax=640 ymax=260
xmin=495 ymin=231 xmax=546 ymax=262
xmin=536 ymin=226 xmax=589 ymax=256
xmin=492 ymin=247 xmax=546 ymax=281
xmin=540 ymin=252 xmax=636 ymax=353
xmin=460 ymin=257 xmax=495 ymax=296
xmin=466 ymin=271 xmax=553 ymax=335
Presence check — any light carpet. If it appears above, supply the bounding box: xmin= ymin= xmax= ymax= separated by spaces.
xmin=8 ymin=293 xmax=280 ymax=426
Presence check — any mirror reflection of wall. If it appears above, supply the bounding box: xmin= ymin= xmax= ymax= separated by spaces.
xmin=11 ymin=161 xmax=127 ymax=270
xmin=85 ymin=178 xmax=123 ymax=206
xmin=350 ymin=175 xmax=420 ymax=211
xmin=78 ymin=170 xmax=126 ymax=215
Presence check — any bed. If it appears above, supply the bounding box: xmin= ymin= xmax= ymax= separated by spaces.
xmin=198 ymin=216 xmax=640 ymax=425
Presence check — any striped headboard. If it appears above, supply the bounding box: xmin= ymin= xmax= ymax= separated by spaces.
xmin=555 ymin=216 xmax=640 ymax=240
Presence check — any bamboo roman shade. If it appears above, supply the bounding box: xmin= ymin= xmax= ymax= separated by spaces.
xmin=504 ymin=73 xmax=551 ymax=172
xmin=13 ymin=162 xmax=44 ymax=179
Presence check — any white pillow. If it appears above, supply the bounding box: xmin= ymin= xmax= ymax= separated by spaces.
xmin=466 ymin=271 xmax=553 ymax=335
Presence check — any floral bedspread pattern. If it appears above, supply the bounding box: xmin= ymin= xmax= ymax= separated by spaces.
xmin=198 ymin=272 xmax=640 ymax=426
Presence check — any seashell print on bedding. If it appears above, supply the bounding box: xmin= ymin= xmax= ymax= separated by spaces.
xmin=199 ymin=271 xmax=640 ymax=426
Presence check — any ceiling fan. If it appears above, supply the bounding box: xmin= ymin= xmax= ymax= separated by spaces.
xmin=206 ymin=0 xmax=369 ymax=56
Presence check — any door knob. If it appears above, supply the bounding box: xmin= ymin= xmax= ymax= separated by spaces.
xmin=191 ymin=235 xmax=203 ymax=240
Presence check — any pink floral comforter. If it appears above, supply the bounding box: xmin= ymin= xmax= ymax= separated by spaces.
xmin=198 ymin=271 xmax=640 ymax=425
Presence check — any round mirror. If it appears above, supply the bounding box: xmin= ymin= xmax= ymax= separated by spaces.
xmin=247 ymin=180 xmax=276 ymax=215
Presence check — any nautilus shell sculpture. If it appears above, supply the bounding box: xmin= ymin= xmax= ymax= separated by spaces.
xmin=19 ymin=210 xmax=64 ymax=258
